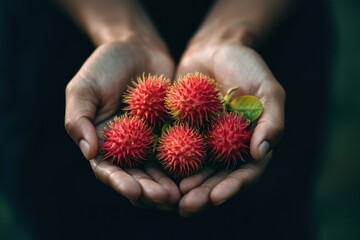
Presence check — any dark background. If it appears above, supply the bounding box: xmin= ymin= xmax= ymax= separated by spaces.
xmin=0 ymin=0 xmax=359 ymax=239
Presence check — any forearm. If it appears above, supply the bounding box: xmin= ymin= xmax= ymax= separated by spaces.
xmin=190 ymin=0 xmax=301 ymax=48
xmin=58 ymin=0 xmax=164 ymax=47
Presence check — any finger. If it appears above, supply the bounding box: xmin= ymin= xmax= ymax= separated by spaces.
xmin=179 ymin=170 xmax=230 ymax=215
xmin=65 ymin=76 xmax=99 ymax=160
xmin=179 ymin=166 xmax=216 ymax=194
xmin=126 ymin=168 xmax=169 ymax=204
xmin=144 ymin=164 xmax=181 ymax=205
xmin=175 ymin=55 xmax=210 ymax=77
xmin=251 ymin=83 xmax=286 ymax=160
xmin=90 ymin=156 xmax=142 ymax=200
xmin=210 ymin=151 xmax=272 ymax=206
xmin=148 ymin=53 xmax=175 ymax=80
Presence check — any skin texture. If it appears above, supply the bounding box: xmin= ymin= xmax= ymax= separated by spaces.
xmin=62 ymin=0 xmax=292 ymax=214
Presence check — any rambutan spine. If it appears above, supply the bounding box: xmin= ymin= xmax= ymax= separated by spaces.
xmin=165 ymin=72 xmax=223 ymax=127
xmin=157 ymin=124 xmax=206 ymax=177
xmin=101 ymin=114 xmax=154 ymax=168
xmin=123 ymin=73 xmax=171 ymax=127
xmin=206 ymin=112 xmax=251 ymax=168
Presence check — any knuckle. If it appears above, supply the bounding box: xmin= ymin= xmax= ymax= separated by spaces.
xmin=65 ymin=80 xmax=76 ymax=96
xmin=269 ymin=83 xmax=286 ymax=99
xmin=93 ymin=168 xmax=101 ymax=181
xmin=227 ymin=175 xmax=244 ymax=185
xmin=64 ymin=116 xmax=75 ymax=134
xmin=66 ymin=74 xmax=94 ymax=97
xmin=197 ymin=184 xmax=212 ymax=193
xmin=107 ymin=170 xmax=119 ymax=185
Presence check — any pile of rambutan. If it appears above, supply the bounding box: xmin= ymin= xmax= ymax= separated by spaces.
xmin=100 ymin=73 xmax=263 ymax=178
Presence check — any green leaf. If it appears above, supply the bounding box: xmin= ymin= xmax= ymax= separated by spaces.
xmin=229 ymin=95 xmax=263 ymax=122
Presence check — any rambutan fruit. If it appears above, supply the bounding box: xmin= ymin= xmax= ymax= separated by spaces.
xmin=101 ymin=115 xmax=154 ymax=168
xmin=165 ymin=72 xmax=223 ymax=127
xmin=206 ymin=112 xmax=251 ymax=168
xmin=124 ymin=74 xmax=171 ymax=127
xmin=157 ymin=124 xmax=206 ymax=177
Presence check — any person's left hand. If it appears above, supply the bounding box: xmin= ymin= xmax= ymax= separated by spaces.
xmin=175 ymin=41 xmax=285 ymax=216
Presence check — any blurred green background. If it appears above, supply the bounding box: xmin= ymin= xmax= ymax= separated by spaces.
xmin=1 ymin=0 xmax=360 ymax=239
xmin=314 ymin=0 xmax=360 ymax=239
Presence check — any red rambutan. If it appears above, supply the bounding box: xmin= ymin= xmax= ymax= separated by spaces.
xmin=124 ymin=74 xmax=171 ymax=127
xmin=165 ymin=72 xmax=222 ymax=126
xmin=206 ymin=112 xmax=251 ymax=167
xmin=157 ymin=125 xmax=206 ymax=177
xmin=101 ymin=115 xmax=154 ymax=168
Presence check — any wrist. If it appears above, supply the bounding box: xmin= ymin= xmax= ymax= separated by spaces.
xmin=188 ymin=0 xmax=297 ymax=50
xmin=60 ymin=0 xmax=166 ymax=48
xmin=188 ymin=21 xmax=258 ymax=53
xmin=86 ymin=7 xmax=162 ymax=48
xmin=219 ymin=22 xmax=258 ymax=48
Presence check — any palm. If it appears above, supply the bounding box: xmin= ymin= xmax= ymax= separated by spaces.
xmin=176 ymin=44 xmax=285 ymax=216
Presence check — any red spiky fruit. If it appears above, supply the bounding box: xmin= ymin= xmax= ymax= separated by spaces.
xmin=124 ymin=74 xmax=171 ymax=127
xmin=165 ymin=72 xmax=222 ymax=126
xmin=101 ymin=115 xmax=154 ymax=168
xmin=157 ymin=125 xmax=206 ymax=177
xmin=207 ymin=112 xmax=251 ymax=167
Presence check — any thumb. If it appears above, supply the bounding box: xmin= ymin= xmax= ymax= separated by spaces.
xmin=65 ymin=76 xmax=99 ymax=160
xmin=250 ymin=84 xmax=286 ymax=161
xmin=175 ymin=55 xmax=210 ymax=78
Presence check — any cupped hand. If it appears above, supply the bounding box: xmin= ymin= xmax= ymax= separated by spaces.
xmin=176 ymin=43 xmax=286 ymax=216
xmin=90 ymin=118 xmax=181 ymax=210
xmin=64 ymin=36 xmax=180 ymax=209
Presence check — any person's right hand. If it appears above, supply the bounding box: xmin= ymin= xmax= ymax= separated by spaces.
xmin=64 ymin=35 xmax=181 ymax=209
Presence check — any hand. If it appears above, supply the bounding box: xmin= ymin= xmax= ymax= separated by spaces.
xmin=64 ymin=36 xmax=180 ymax=209
xmin=176 ymin=42 xmax=285 ymax=216
xmin=90 ymin=118 xmax=181 ymax=210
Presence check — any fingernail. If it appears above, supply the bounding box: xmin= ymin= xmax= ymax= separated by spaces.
xmin=79 ymin=139 xmax=90 ymax=159
xmin=258 ymin=141 xmax=270 ymax=160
